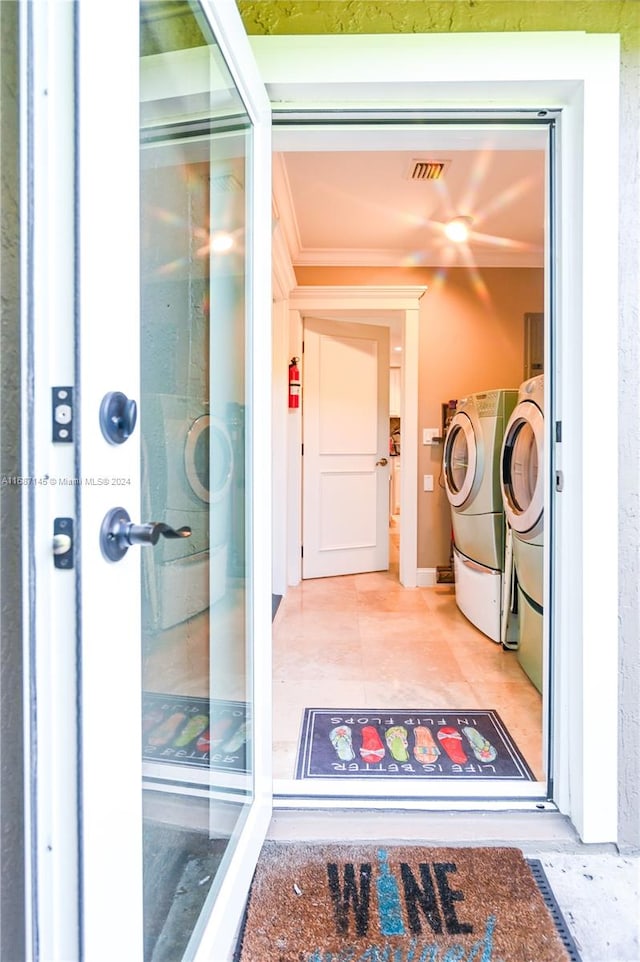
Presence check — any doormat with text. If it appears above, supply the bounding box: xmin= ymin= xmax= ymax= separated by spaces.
xmin=236 ymin=843 xmax=573 ymax=962
xmin=142 ymin=692 xmax=249 ymax=773
xmin=295 ymin=708 xmax=534 ymax=780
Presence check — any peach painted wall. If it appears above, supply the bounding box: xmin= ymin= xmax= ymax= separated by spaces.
xmin=295 ymin=265 xmax=544 ymax=569
xmin=418 ymin=267 xmax=544 ymax=569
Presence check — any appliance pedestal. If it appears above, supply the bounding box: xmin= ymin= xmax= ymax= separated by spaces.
xmin=453 ymin=545 xmax=502 ymax=643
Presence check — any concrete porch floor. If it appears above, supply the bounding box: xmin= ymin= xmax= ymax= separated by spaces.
xmin=264 ymin=810 xmax=640 ymax=962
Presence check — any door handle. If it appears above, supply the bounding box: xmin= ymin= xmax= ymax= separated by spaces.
xmin=100 ymin=506 xmax=191 ymax=562
xmin=376 ymin=457 xmax=389 ymax=466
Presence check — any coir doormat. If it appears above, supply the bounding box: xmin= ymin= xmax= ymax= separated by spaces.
xmin=236 ymin=843 xmax=572 ymax=962
xmin=142 ymin=692 xmax=249 ymax=773
xmin=295 ymin=709 xmax=534 ymax=780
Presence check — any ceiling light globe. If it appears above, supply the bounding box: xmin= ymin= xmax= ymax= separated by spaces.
xmin=211 ymin=232 xmax=234 ymax=253
xmin=444 ymin=216 xmax=473 ymax=243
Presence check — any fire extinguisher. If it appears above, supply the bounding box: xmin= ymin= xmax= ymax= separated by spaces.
xmin=288 ymin=356 xmax=301 ymax=409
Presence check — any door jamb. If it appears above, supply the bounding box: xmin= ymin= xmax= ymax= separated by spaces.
xmin=260 ymin=31 xmax=621 ymax=843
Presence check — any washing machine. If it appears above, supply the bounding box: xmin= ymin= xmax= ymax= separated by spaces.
xmin=142 ymin=394 xmax=234 ymax=630
xmin=443 ymin=388 xmax=518 ymax=642
xmin=500 ymin=374 xmax=544 ymax=692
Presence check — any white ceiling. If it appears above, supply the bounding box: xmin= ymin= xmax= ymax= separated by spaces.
xmin=274 ymin=147 xmax=546 ymax=270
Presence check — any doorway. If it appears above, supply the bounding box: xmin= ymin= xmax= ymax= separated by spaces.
xmin=23 ymin=17 xmax=621 ymax=962
xmin=272 ymin=124 xmax=550 ymax=803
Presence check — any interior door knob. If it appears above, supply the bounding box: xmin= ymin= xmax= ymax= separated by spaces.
xmin=100 ymin=506 xmax=191 ymax=562
xmin=376 ymin=457 xmax=389 ymax=466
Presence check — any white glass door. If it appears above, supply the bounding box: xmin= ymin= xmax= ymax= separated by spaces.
xmin=73 ymin=3 xmax=272 ymax=960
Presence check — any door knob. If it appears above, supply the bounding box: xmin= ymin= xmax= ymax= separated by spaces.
xmin=99 ymin=391 xmax=138 ymax=444
xmin=100 ymin=506 xmax=191 ymax=562
xmin=376 ymin=457 xmax=389 ymax=466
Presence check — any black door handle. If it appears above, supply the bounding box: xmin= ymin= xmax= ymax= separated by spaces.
xmin=100 ymin=507 xmax=191 ymax=562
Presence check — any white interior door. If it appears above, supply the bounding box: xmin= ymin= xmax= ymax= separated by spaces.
xmin=70 ymin=0 xmax=271 ymax=962
xmin=302 ymin=317 xmax=390 ymax=578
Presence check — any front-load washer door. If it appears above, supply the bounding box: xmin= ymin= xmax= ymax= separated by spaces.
xmin=184 ymin=414 xmax=211 ymax=504
xmin=501 ymin=399 xmax=544 ymax=536
xmin=208 ymin=416 xmax=235 ymax=505
xmin=443 ymin=410 xmax=481 ymax=509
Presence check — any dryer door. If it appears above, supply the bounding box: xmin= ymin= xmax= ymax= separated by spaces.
xmin=184 ymin=414 xmax=212 ymax=504
xmin=443 ymin=410 xmax=479 ymax=508
xmin=501 ymin=400 xmax=544 ymax=535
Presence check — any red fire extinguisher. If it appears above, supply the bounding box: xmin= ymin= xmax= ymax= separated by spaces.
xmin=288 ymin=356 xmax=301 ymax=409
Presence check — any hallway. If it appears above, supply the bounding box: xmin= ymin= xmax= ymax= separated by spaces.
xmin=273 ymin=530 xmax=544 ymax=785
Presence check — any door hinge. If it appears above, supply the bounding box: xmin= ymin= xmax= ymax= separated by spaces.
xmin=301 ymin=545 xmax=304 ymax=558
xmin=555 ymin=420 xmax=562 ymax=442
xmin=301 ymin=443 xmax=304 ymax=456
xmin=555 ymin=470 xmax=564 ymax=492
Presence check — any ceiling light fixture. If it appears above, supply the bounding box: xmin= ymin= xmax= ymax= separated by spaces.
xmin=444 ymin=215 xmax=473 ymax=243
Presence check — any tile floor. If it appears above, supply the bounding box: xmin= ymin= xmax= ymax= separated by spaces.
xmin=273 ymin=527 xmax=544 ymax=783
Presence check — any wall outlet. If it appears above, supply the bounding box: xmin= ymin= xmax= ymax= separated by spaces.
xmin=423 ymin=427 xmax=439 ymax=445
xmin=424 ymin=474 xmax=434 ymax=492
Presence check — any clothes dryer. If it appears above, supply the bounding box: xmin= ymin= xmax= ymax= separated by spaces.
xmin=443 ymin=388 xmax=518 ymax=642
xmin=500 ymin=374 xmax=544 ymax=692
xmin=142 ymin=394 xmax=234 ymax=631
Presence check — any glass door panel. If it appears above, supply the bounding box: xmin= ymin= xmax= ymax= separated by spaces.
xmin=140 ymin=6 xmax=255 ymax=957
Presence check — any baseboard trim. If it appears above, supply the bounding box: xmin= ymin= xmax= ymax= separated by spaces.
xmin=416 ymin=567 xmax=437 ymax=587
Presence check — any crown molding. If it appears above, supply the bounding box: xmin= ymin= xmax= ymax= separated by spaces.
xmin=292 ymin=246 xmax=544 ymax=269
xmin=272 ymin=220 xmax=297 ymax=300
xmin=289 ymin=285 xmax=427 ymax=312
xmin=272 ymin=152 xmax=301 ymax=262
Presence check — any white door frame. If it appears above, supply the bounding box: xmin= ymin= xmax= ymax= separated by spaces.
xmin=21 ymin=3 xmax=81 ymax=957
xmin=288 ymin=286 xmax=425 ymax=588
xmin=192 ymin=7 xmax=273 ymax=960
xmin=257 ymin=32 xmax=620 ymax=843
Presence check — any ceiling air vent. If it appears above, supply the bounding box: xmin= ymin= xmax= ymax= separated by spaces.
xmin=209 ymin=173 xmax=243 ymax=193
xmin=406 ymin=159 xmax=450 ymax=181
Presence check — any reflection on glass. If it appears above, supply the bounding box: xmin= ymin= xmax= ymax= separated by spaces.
xmin=139 ymin=4 xmax=252 ymax=959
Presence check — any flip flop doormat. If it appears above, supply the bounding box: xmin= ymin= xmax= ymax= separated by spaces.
xmin=142 ymin=692 xmax=249 ymax=773
xmin=236 ymin=843 xmax=573 ymax=962
xmin=295 ymin=709 xmax=534 ymax=780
